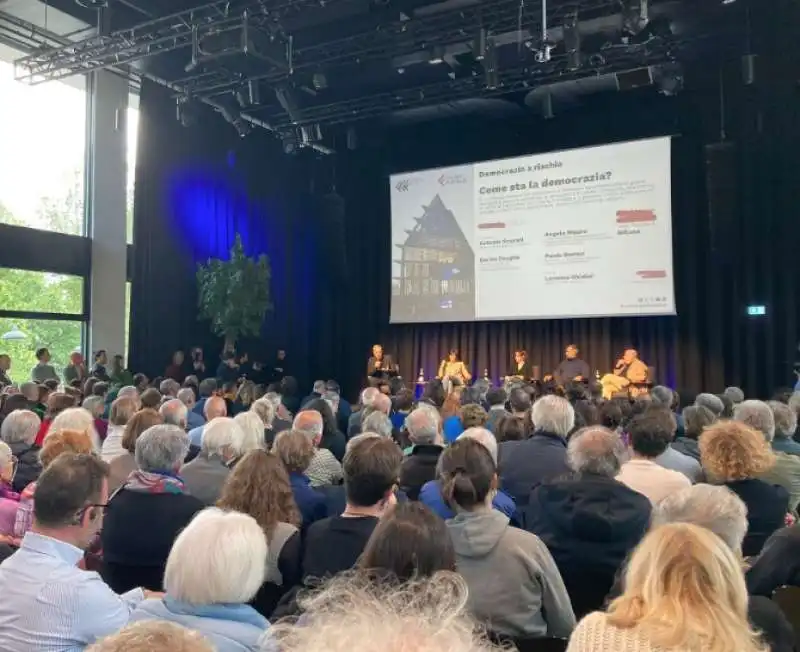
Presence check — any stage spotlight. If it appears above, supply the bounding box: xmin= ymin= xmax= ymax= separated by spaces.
xmin=428 ymin=46 xmax=445 ymax=65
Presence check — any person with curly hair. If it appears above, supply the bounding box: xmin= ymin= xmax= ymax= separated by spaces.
xmin=700 ymin=420 xmax=789 ymax=556
xmin=217 ymin=449 xmax=302 ymax=618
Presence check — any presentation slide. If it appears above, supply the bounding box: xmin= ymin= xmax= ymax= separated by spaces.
xmin=389 ymin=136 xmax=675 ymax=324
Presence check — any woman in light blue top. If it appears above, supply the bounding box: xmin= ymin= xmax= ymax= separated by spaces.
xmin=129 ymin=507 xmax=269 ymax=652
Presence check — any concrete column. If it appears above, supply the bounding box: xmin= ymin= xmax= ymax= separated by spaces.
xmin=87 ymin=70 xmax=129 ymax=360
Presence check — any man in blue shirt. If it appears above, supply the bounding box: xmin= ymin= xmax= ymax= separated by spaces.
xmin=0 ymin=453 xmax=153 ymax=651
xmin=188 ymin=395 xmax=227 ymax=448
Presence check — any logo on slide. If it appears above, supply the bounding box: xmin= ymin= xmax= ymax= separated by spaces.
xmin=395 ymin=178 xmax=422 ymax=192
xmin=438 ymin=173 xmax=468 ymax=186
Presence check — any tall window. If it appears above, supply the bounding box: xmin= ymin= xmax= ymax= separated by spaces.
xmin=127 ymin=95 xmax=139 ymax=245
xmin=0 ymin=268 xmax=85 ymax=383
xmin=0 ymin=58 xmax=87 ymax=235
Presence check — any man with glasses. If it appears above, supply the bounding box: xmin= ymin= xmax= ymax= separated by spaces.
xmin=0 ymin=453 xmax=157 ymax=650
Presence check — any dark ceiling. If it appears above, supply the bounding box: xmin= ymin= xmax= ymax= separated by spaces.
xmin=7 ymin=0 xmax=756 ymax=150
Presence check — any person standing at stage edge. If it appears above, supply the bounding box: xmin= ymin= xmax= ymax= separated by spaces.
xmin=600 ymin=348 xmax=648 ymax=400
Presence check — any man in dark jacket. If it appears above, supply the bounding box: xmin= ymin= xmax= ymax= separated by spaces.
xmin=484 ymin=387 xmax=510 ymax=435
xmin=527 ymin=425 xmax=651 ymax=618
xmin=399 ymin=407 xmax=444 ymax=500
xmin=498 ymin=395 xmax=573 ymax=518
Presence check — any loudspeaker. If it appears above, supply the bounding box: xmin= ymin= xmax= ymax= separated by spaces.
xmin=704 ymin=141 xmax=738 ymax=257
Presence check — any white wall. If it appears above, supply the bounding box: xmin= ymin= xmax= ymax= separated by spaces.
xmin=88 ymin=70 xmax=129 ymax=360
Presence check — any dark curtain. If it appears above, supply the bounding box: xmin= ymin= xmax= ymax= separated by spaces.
xmin=130 ymin=82 xmax=319 ymax=383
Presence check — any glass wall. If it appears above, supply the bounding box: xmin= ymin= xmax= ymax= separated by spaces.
xmin=0 ymin=319 xmax=83 ymax=383
xmin=0 ymin=268 xmax=83 ymax=314
xmin=0 ymin=58 xmax=87 ymax=235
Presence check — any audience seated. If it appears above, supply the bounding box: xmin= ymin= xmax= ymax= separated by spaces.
xmin=50 ymin=406 xmax=101 ymax=452
xmin=651 ymin=485 xmax=794 ymax=652
xmin=303 ymin=399 xmax=347 ymax=462
xmin=348 ymin=387 xmax=379 ymax=438
xmin=499 ymin=395 xmax=574 ymax=516
xmin=101 ymin=396 xmax=140 ymax=462
xmin=107 ymin=408 xmax=163 ymax=493
xmin=0 ymin=409 xmax=42 ymax=492
xmin=15 ymin=428 xmax=95 ymax=539
xmin=567 ymin=523 xmax=769 ymax=652
xmin=361 ymin=409 xmax=394 ymax=439
xmin=0 ymin=441 xmax=18 ymax=539
xmin=399 ymin=406 xmax=444 ymax=500
xmin=181 ymin=417 xmax=242 ymax=505
xmin=250 ymin=396 xmax=277 ymax=447
xmin=0 ymin=453 xmax=149 ymax=649
xmin=769 ymin=400 xmax=800 ymax=455
xmin=217 ymin=449 xmax=302 ymax=618
xmin=128 ymin=508 xmax=268 ymax=651
xmin=359 ymin=501 xmax=456 ymax=581
xmin=419 ymin=428 xmax=517 ymax=523
xmin=303 ymin=434 xmax=402 ymax=583
xmin=188 ymin=396 xmax=227 ymax=448
xmin=494 ymin=413 xmax=526 ymax=442
xmin=699 ymin=420 xmax=789 ymax=556
xmin=441 ymin=437 xmax=575 ymax=638
xmin=159 ymin=398 xmax=188 ymax=431
xmin=695 ymin=392 xmax=725 ymax=417
xmin=527 ymin=426 xmax=651 ymax=619
xmin=484 ymin=387 xmax=510 ymax=434
xmin=233 ymin=411 xmax=267 ymax=457
xmin=671 ymin=404 xmax=715 ymax=461
xmin=734 ymin=400 xmax=800 ymax=510
xmin=176 ymin=387 xmax=204 ymax=431
xmin=33 ymin=392 xmax=75 ymax=446
xmin=88 ymin=621 xmax=215 ymax=652
xmin=266 ymin=573 xmax=499 ymax=652
xmin=616 ymin=410 xmax=692 ymax=503
xmin=101 ymin=424 xmax=204 ymax=592
xmin=747 ymin=524 xmax=800 ymax=598
xmin=273 ymin=429 xmax=328 ymax=529
xmin=294 ymin=410 xmax=343 ymax=487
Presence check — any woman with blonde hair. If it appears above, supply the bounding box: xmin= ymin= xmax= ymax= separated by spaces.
xmin=218 ymin=449 xmax=302 ymax=617
xmin=567 ymin=522 xmax=768 ymax=652
xmin=699 ymin=420 xmax=789 ymax=556
xmin=232 ymin=411 xmax=266 ymax=459
xmin=49 ymin=407 xmax=101 ymax=451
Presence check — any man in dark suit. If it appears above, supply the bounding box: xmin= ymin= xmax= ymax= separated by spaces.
xmin=366 ymin=344 xmax=395 ymax=383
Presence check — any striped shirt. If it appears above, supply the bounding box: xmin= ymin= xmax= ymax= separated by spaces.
xmin=0 ymin=532 xmax=144 ymax=651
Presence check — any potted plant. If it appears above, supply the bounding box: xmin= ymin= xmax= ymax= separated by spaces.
xmin=196 ymin=234 xmax=272 ymax=351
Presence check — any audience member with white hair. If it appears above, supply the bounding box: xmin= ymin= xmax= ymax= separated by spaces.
xmin=527 ymin=425 xmax=651 ymax=618
xmin=158 ymin=379 xmax=180 ymax=398
xmin=567 ymin=523 xmax=769 ymax=652
xmin=360 ymin=410 xmax=393 ymax=439
xmin=233 ymin=411 xmax=266 ymax=457
xmin=649 ymin=385 xmax=673 ymax=409
xmin=768 ymin=400 xmax=800 ymax=455
xmin=399 ymin=407 xmax=444 ymax=500
xmin=0 ymin=408 xmax=42 ymax=492
xmin=696 ymin=392 xmax=725 ymax=417
xmin=267 ymin=573 xmax=500 ymax=652
xmin=116 ymin=385 xmax=139 ymax=399
xmin=182 ymin=417 xmax=243 ymax=505
xmin=129 ymin=508 xmax=268 ymax=651
xmin=293 ymin=410 xmax=343 ymax=487
xmin=101 ymin=425 xmax=203 ymax=594
xmin=498 ymin=395 xmax=574 ymax=514
xmin=439 ymin=437 xmax=575 ymax=638
xmin=0 ymin=440 xmax=18 ymax=539
xmin=348 ymin=387 xmax=380 ymax=437
xmin=50 ymin=406 xmax=101 ymax=452
xmin=176 ymin=387 xmax=205 ymax=430
xmin=159 ymin=399 xmax=188 ymax=431
xmin=88 ymin=621 xmax=215 ymax=652
xmin=735 ymin=399 xmax=800 ymax=512
xmin=101 ymin=395 xmax=140 ymax=462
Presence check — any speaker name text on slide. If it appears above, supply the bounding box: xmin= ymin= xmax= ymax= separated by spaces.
xmin=389 ymin=136 xmax=675 ymax=324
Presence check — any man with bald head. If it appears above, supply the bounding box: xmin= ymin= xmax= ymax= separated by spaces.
xmin=188 ymin=396 xmax=227 ymax=448
xmin=526 ymin=425 xmax=651 ymax=618
xmin=600 ymin=348 xmax=648 ymax=400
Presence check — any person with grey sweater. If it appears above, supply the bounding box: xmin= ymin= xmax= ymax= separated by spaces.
xmin=440 ymin=438 xmax=576 ymax=640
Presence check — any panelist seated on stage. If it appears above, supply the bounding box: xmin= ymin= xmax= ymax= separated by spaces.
xmin=504 ymin=350 xmax=531 ymax=382
xmin=600 ymin=349 xmax=648 ymax=399
xmin=437 ymin=349 xmax=472 ymax=385
xmin=367 ymin=344 xmax=396 ymax=379
xmin=547 ymin=344 xmax=591 ymax=386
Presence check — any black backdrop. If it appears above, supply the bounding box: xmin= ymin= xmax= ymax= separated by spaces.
xmin=130 ymin=6 xmax=800 ymax=400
